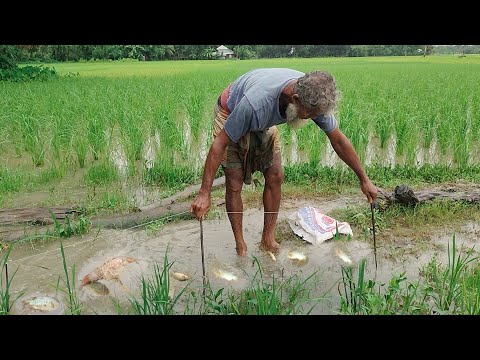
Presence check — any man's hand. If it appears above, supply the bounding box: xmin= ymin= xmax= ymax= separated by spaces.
xmin=190 ymin=192 xmax=211 ymax=220
xmin=360 ymin=178 xmax=378 ymax=204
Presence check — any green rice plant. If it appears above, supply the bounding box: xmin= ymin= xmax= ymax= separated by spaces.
xmin=48 ymin=210 xmax=91 ymax=238
xmin=182 ymin=281 xmax=234 ymax=315
xmin=20 ymin=115 xmax=45 ymax=166
xmin=424 ymin=235 xmax=477 ymax=314
xmin=117 ymin=106 xmax=146 ymax=164
xmin=87 ymin=117 xmax=106 ymax=161
xmin=436 ymin=104 xmax=455 ymax=156
xmin=92 ymin=191 xmax=129 ymax=213
xmin=338 ymin=259 xmax=429 ymax=315
xmin=182 ymin=85 xmax=206 ymax=141
xmin=0 ymin=247 xmax=22 ymax=315
xmin=35 ymin=163 xmax=67 ymax=185
xmin=458 ymin=263 xmax=480 ymax=315
xmin=296 ymin=122 xmax=326 ymax=164
xmin=340 ymin=101 xmax=368 ymax=162
xmin=183 ymin=256 xmax=324 ymax=315
xmin=0 ymin=167 xmax=23 ymax=194
xmin=453 ymin=115 xmax=472 ymax=168
xmin=145 ymin=148 xmax=196 ymax=189
xmin=73 ymin=130 xmax=88 ymax=168
xmin=373 ymin=98 xmax=394 ymax=149
xmin=393 ymin=113 xmax=410 ymax=157
xmin=128 ymin=251 xmax=191 ymax=315
xmin=153 ymin=96 xmax=184 ymax=150
xmin=422 ymin=112 xmax=437 ymax=149
xmin=84 ymin=160 xmax=119 ymax=186
xmin=223 ymin=256 xmax=322 ymax=315
xmin=55 ymin=240 xmax=82 ymax=315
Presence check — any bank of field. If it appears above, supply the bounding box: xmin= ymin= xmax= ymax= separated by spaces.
xmin=1 ymin=56 xmax=480 ymax=211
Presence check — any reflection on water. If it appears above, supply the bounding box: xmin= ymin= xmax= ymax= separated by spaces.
xmin=110 ymin=139 xmax=128 ymax=177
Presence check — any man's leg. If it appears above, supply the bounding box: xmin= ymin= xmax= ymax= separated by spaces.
xmin=224 ymin=167 xmax=247 ymax=256
xmin=260 ymin=152 xmax=283 ymax=253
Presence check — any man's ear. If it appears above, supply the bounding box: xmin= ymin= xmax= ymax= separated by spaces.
xmin=292 ymin=93 xmax=300 ymax=103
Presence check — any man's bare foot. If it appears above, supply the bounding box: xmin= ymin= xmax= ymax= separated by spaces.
xmin=259 ymin=241 xmax=280 ymax=254
xmin=236 ymin=242 xmax=247 ymax=256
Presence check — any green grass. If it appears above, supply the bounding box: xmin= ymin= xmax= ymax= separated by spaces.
xmin=84 ymin=160 xmax=119 ymax=186
xmin=2 ymin=56 xmax=480 ymax=211
xmin=339 ymin=235 xmax=480 ymax=315
xmin=126 ymin=250 xmax=191 ymax=315
xmin=330 ymin=199 xmax=480 ymax=232
xmin=0 ymin=247 xmax=22 ymax=315
xmin=54 ymin=240 xmax=82 ymax=315
xmin=339 ymin=259 xmax=428 ymax=315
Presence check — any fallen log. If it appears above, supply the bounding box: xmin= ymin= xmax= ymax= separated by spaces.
xmin=0 ymin=177 xmax=226 ymax=241
xmin=374 ymin=184 xmax=480 ymax=210
xmin=91 ymin=176 xmax=226 ymax=229
xmin=0 ymin=207 xmax=81 ymax=226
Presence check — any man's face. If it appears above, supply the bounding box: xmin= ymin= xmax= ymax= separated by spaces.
xmin=285 ymin=103 xmax=310 ymax=129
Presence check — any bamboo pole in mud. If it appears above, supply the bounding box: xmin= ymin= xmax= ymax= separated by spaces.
xmin=200 ymin=218 xmax=206 ymax=296
xmin=371 ymin=203 xmax=377 ymax=270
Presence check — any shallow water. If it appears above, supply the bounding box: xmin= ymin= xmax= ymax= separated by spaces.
xmin=6 ymin=196 xmax=478 ymax=315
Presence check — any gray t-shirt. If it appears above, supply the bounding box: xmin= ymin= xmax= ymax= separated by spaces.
xmin=224 ymin=68 xmax=337 ymax=143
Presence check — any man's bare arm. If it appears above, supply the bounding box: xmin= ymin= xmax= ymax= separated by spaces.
xmin=326 ymin=127 xmax=378 ymax=203
xmin=190 ymin=129 xmax=232 ymax=219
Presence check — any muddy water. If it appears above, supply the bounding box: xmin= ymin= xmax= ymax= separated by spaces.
xmin=7 ymin=196 xmax=478 ymax=315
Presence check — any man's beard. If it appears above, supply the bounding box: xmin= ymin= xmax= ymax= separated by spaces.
xmin=285 ymin=103 xmax=309 ymax=130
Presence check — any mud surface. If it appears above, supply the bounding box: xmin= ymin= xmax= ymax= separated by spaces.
xmin=6 ymin=195 xmax=479 ymax=315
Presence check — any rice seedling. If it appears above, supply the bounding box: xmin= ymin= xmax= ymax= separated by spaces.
xmin=338 ymin=259 xmax=429 ymax=315
xmin=73 ymin=128 xmax=88 ymax=168
xmin=1 ymin=56 xmax=480 ymax=211
xmin=128 ymin=250 xmax=191 ymax=315
xmin=87 ymin=117 xmax=106 ymax=161
xmin=422 ymin=234 xmax=477 ymax=314
xmin=84 ymin=160 xmax=119 ymax=186
xmin=0 ymin=247 xmax=22 ymax=315
xmin=54 ymin=240 xmax=82 ymax=315
xmin=0 ymin=167 xmax=23 ymax=194
xmin=211 ymin=256 xmax=323 ymax=315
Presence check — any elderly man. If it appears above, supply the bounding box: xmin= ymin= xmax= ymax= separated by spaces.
xmin=190 ymin=68 xmax=377 ymax=256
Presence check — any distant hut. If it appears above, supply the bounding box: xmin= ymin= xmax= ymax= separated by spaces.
xmin=215 ymin=45 xmax=235 ymax=59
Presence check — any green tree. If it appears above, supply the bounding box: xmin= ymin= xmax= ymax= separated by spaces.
xmin=0 ymin=45 xmax=19 ymax=69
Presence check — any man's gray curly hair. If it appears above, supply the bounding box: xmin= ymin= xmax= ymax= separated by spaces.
xmin=294 ymin=71 xmax=339 ymax=115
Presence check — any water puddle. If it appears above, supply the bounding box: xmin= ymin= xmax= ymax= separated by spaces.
xmin=6 ymin=194 xmax=477 ymax=315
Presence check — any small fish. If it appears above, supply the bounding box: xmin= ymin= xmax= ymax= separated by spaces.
xmin=87 ymin=282 xmax=110 ymax=295
xmin=23 ymin=296 xmax=60 ymax=312
xmin=81 ymin=256 xmax=137 ymax=288
xmin=266 ymin=251 xmax=276 ymax=261
xmin=172 ymin=272 xmax=189 ymax=281
xmin=288 ymin=251 xmax=307 ymax=261
xmin=213 ymin=269 xmax=238 ymax=281
xmin=335 ymin=249 xmax=352 ymax=264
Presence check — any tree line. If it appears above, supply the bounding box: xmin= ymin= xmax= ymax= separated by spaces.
xmin=0 ymin=45 xmax=444 ymax=65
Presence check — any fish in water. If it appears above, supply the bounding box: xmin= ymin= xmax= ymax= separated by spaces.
xmin=335 ymin=249 xmax=352 ymax=264
xmin=172 ymin=272 xmax=189 ymax=281
xmin=23 ymin=296 xmax=61 ymax=312
xmin=87 ymin=282 xmax=110 ymax=295
xmin=287 ymin=251 xmax=307 ymax=262
xmin=213 ymin=269 xmax=238 ymax=281
xmin=266 ymin=251 xmax=276 ymax=262
xmin=80 ymin=256 xmax=137 ymax=288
